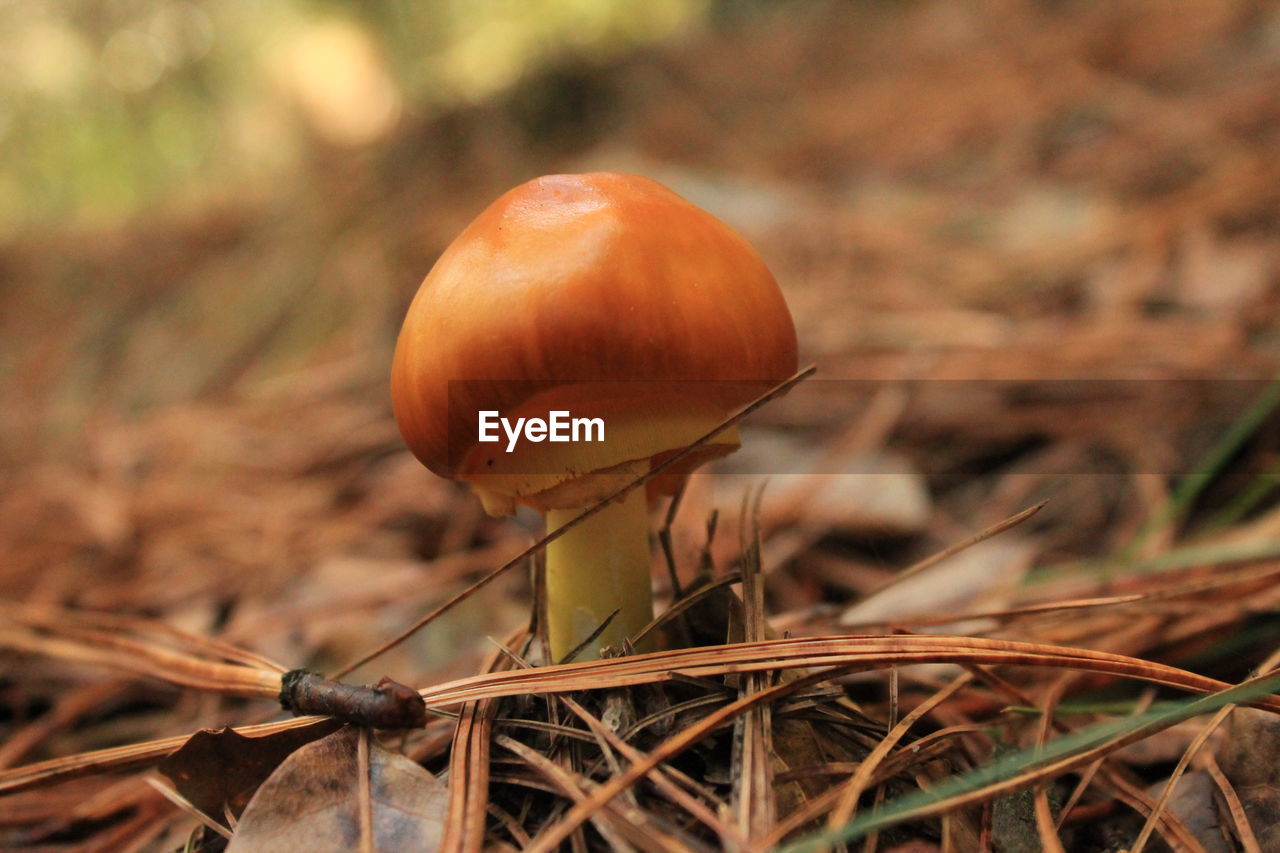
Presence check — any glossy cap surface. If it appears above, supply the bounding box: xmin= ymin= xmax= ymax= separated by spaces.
xmin=391 ymin=172 xmax=797 ymax=512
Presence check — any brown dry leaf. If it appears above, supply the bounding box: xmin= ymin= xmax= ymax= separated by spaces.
xmin=1217 ymin=708 xmax=1280 ymax=852
xmin=157 ymin=719 xmax=342 ymax=823
xmin=1143 ymin=771 xmax=1233 ymax=853
xmin=226 ymin=726 xmax=447 ymax=853
xmin=1173 ymin=227 xmax=1276 ymax=315
xmin=769 ymin=715 xmax=851 ymax=826
xmin=716 ymin=433 xmax=931 ymax=538
xmin=839 ymin=537 xmax=1037 ymax=630
xmin=795 ymin=452 xmax=932 ymax=538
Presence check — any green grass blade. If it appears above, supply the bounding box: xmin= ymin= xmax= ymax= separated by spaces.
xmin=779 ymin=674 xmax=1280 ymax=852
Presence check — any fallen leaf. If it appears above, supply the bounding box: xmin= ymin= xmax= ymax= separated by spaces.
xmin=798 ymin=452 xmax=932 ymax=537
xmin=1144 ymin=771 xmax=1232 ymax=853
xmin=226 ymin=726 xmax=446 ymax=853
xmin=715 ymin=431 xmax=931 ymax=537
xmin=1217 ymin=708 xmax=1280 ymax=852
xmin=1174 ymin=228 xmax=1275 ymax=314
xmin=158 ymin=718 xmax=342 ymax=822
xmin=839 ymin=537 xmax=1036 ymax=630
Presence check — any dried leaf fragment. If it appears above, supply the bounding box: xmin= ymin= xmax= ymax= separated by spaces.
xmin=157 ymin=718 xmax=342 ymax=822
xmin=1217 ymin=708 xmax=1280 ymax=852
xmin=226 ymin=726 xmax=446 ymax=853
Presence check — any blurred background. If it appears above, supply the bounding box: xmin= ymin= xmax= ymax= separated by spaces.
xmin=3 ymin=0 xmax=1280 ymax=680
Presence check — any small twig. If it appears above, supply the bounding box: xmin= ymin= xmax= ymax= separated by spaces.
xmin=278 ymin=671 xmax=427 ymax=729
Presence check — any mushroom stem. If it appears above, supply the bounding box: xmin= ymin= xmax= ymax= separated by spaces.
xmin=544 ymin=486 xmax=653 ymax=661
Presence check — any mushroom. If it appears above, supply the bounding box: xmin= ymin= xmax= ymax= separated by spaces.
xmin=391 ymin=173 xmax=796 ymax=661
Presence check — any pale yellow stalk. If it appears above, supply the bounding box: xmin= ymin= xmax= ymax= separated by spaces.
xmin=544 ymin=487 xmax=653 ymax=661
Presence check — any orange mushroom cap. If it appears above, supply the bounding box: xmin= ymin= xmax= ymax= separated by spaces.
xmin=391 ymin=172 xmax=797 ymax=514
